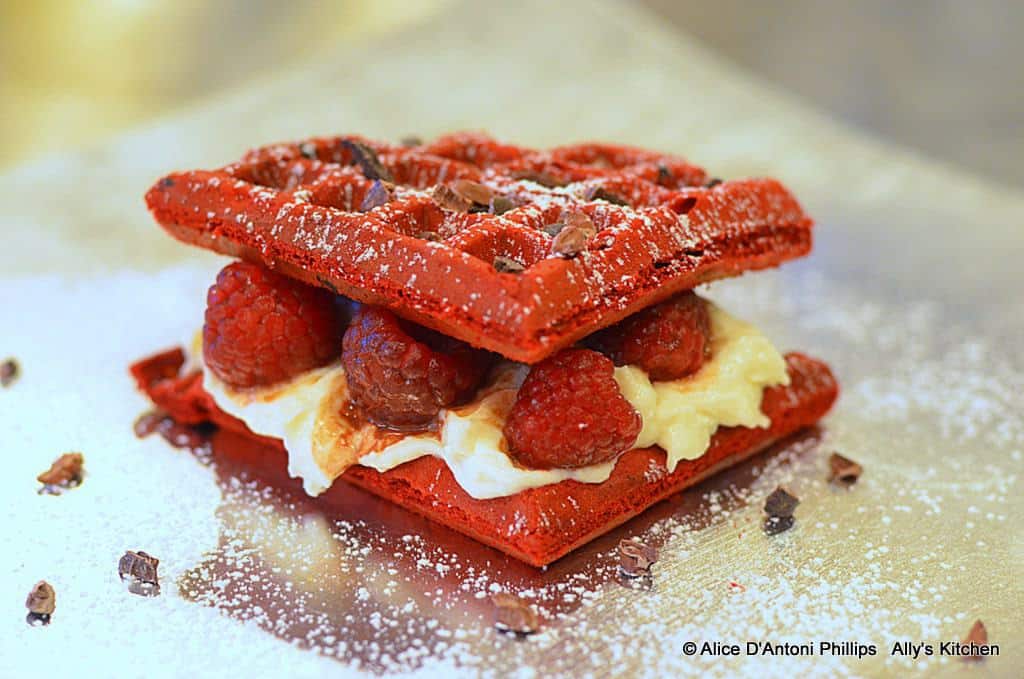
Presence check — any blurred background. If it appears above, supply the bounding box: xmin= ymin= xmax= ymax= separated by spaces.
xmin=1 ymin=0 xmax=1022 ymax=188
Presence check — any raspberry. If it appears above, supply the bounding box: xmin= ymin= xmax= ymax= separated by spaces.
xmin=587 ymin=291 xmax=710 ymax=381
xmin=203 ymin=261 xmax=344 ymax=389
xmin=504 ymin=349 xmax=641 ymax=469
xmin=342 ymin=306 xmax=492 ymax=431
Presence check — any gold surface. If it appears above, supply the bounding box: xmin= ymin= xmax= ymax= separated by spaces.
xmin=0 ymin=0 xmax=451 ymax=168
xmin=2 ymin=1 xmax=1022 ymax=676
xmin=7 ymin=1 xmax=1023 ymax=190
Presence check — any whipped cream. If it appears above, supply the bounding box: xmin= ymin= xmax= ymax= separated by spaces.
xmin=199 ymin=303 xmax=788 ymax=499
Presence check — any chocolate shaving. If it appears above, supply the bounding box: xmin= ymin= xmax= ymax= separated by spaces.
xmin=493 ymin=256 xmax=525 ymax=274
xmin=543 ymin=222 xmax=565 ymax=237
xmin=489 ymin=195 xmax=516 ymax=215
xmin=25 ymin=581 xmax=55 ymax=624
xmin=828 ymin=452 xmax=863 ymax=485
xmin=431 ymin=184 xmax=473 ymax=213
xmin=764 ymin=486 xmax=799 ymax=518
xmin=704 ymin=177 xmax=723 ymax=188
xmin=342 ymin=139 xmax=393 ymax=182
xmin=1 ymin=357 xmax=19 ymax=387
xmin=962 ymin=619 xmax=988 ymax=660
xmin=452 ymin=179 xmax=495 ymax=207
xmin=583 ymin=186 xmax=629 ymax=206
xmin=491 ymin=593 xmax=539 ymax=636
xmin=763 ymin=515 xmax=795 ymax=535
xmin=298 ymin=142 xmax=318 ymax=160
xmin=37 ymin=453 xmax=84 ymax=493
xmin=119 ymin=550 xmax=161 ymax=596
xmin=618 ymin=538 xmax=658 ymax=577
xmin=359 ymin=180 xmax=392 ymax=212
xmin=399 ymin=135 xmax=423 ymax=147
xmin=417 ymin=231 xmax=442 ymax=242
xmin=511 ymin=169 xmax=564 ymax=188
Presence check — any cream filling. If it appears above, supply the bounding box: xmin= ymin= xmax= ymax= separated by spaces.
xmin=203 ymin=363 xmax=342 ymax=495
xmin=613 ymin=307 xmax=790 ymax=471
xmin=200 ymin=304 xmax=788 ymax=499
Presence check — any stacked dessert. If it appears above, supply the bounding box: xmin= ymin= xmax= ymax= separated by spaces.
xmin=132 ymin=132 xmax=837 ymax=566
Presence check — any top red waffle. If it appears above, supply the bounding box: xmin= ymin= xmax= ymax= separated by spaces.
xmin=146 ymin=132 xmax=812 ymax=363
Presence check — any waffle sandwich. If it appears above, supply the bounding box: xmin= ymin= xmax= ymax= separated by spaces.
xmin=132 ymin=132 xmax=838 ymax=566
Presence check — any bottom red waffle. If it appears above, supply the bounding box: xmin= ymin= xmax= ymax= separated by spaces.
xmin=131 ymin=350 xmax=837 ymax=567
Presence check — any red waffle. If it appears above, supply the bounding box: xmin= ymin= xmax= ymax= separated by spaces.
xmin=146 ymin=132 xmax=813 ymax=363
xmin=131 ymin=349 xmax=837 ymax=567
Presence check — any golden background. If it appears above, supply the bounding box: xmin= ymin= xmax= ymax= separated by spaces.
xmin=2 ymin=0 xmax=1022 ymax=189
xmin=0 ymin=0 xmax=449 ymax=167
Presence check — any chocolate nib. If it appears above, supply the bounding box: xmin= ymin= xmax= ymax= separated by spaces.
xmin=491 ymin=593 xmax=539 ymax=636
xmin=431 ymin=184 xmax=473 ymax=213
xmin=359 ymin=180 xmax=392 ymax=212
xmin=583 ymin=185 xmax=628 ymax=206
xmin=1 ymin=357 xmax=19 ymax=387
xmin=451 ymin=179 xmax=495 ymax=207
xmin=551 ymin=225 xmax=590 ymax=257
xmin=618 ymin=538 xmax=658 ymax=577
xmin=764 ymin=486 xmax=799 ymax=518
xmin=25 ymin=581 xmax=55 ymax=625
xmin=489 ymin=195 xmax=516 ymax=215
xmin=342 ymin=139 xmax=393 ymax=182
xmin=763 ymin=486 xmax=799 ymax=535
xmin=119 ymin=550 xmax=161 ymax=596
xmin=37 ymin=453 xmax=84 ymax=494
xmin=493 ymin=256 xmax=525 ymax=274
xmin=828 ymin=453 xmax=863 ymax=485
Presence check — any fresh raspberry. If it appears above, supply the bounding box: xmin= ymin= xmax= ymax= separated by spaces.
xmin=587 ymin=291 xmax=711 ymax=381
xmin=504 ymin=349 xmax=641 ymax=469
xmin=342 ymin=306 xmax=492 ymax=431
xmin=203 ymin=261 xmax=344 ymax=389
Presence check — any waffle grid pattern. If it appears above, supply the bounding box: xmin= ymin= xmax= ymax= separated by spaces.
xmin=146 ymin=132 xmax=812 ymax=362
